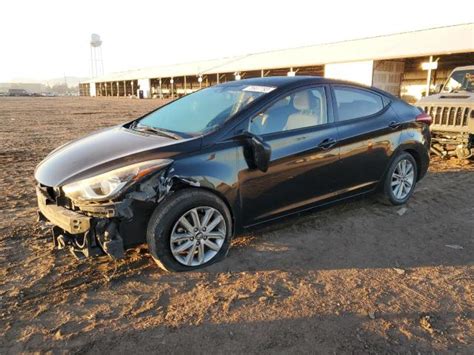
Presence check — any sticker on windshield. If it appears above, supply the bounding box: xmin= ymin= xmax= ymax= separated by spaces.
xmin=242 ymin=85 xmax=276 ymax=93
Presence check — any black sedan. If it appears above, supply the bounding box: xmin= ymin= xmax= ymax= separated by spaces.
xmin=35 ymin=76 xmax=431 ymax=271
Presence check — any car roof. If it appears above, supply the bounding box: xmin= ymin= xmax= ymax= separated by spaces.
xmin=227 ymin=76 xmax=324 ymax=87
xmin=215 ymin=76 xmax=400 ymax=101
xmin=218 ymin=75 xmax=373 ymax=91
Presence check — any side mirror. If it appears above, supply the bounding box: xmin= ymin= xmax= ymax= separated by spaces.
xmin=235 ymin=131 xmax=271 ymax=172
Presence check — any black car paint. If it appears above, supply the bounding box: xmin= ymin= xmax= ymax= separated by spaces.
xmin=34 ymin=126 xmax=203 ymax=187
xmin=35 ymin=76 xmax=430 ymax=249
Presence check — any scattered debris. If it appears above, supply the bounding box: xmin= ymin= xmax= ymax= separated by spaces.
xmin=368 ymin=311 xmax=376 ymax=320
xmin=393 ymin=268 xmax=406 ymax=275
xmin=237 ymin=293 xmax=250 ymax=300
xmin=445 ymin=244 xmax=464 ymax=250
xmin=397 ymin=207 xmax=408 ymax=216
xmin=54 ymin=330 xmax=62 ymax=340
xmin=419 ymin=314 xmax=435 ymax=334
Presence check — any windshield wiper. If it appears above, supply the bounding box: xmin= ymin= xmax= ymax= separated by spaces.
xmin=132 ymin=124 xmax=181 ymax=140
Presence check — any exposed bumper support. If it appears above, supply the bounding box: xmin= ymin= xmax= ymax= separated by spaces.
xmin=36 ymin=187 xmax=125 ymax=259
xmin=37 ymin=187 xmax=91 ymax=234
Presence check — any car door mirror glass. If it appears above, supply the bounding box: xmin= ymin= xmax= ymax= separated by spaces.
xmin=249 ymin=134 xmax=271 ymax=172
xmin=235 ymin=131 xmax=271 ymax=172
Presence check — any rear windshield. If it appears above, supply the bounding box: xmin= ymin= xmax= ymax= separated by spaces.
xmin=138 ymin=84 xmax=274 ymax=135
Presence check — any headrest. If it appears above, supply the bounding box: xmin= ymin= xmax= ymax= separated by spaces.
xmin=293 ymin=91 xmax=311 ymax=111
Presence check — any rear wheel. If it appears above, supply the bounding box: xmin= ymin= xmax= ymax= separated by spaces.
xmin=381 ymin=152 xmax=418 ymax=205
xmin=146 ymin=189 xmax=232 ymax=272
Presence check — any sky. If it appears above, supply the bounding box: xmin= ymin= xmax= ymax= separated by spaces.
xmin=0 ymin=0 xmax=473 ymax=83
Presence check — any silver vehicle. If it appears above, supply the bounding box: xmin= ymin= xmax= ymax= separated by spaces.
xmin=417 ymin=65 xmax=474 ymax=159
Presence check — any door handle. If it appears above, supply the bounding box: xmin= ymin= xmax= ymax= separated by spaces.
xmin=318 ymin=138 xmax=337 ymax=150
xmin=388 ymin=121 xmax=401 ymax=129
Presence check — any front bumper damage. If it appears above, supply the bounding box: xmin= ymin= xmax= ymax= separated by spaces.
xmin=36 ymin=185 xmax=126 ymax=260
xmin=35 ymin=166 xmax=197 ymax=260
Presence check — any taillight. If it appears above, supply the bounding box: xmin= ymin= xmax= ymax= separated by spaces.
xmin=416 ymin=112 xmax=432 ymax=125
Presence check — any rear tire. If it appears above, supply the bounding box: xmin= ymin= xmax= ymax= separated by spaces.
xmin=380 ymin=152 xmax=418 ymax=206
xmin=146 ymin=189 xmax=233 ymax=272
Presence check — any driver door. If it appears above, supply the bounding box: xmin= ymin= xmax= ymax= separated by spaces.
xmin=238 ymin=86 xmax=340 ymax=226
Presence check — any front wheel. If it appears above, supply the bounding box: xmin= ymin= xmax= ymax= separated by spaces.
xmin=381 ymin=152 xmax=418 ymax=205
xmin=146 ymin=189 xmax=233 ymax=272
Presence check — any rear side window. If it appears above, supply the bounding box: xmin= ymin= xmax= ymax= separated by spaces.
xmin=333 ymin=87 xmax=384 ymax=121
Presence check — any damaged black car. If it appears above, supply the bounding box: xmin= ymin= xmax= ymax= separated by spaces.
xmin=35 ymin=76 xmax=431 ymax=271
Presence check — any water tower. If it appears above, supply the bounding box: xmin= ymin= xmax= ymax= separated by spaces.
xmin=90 ymin=34 xmax=104 ymax=77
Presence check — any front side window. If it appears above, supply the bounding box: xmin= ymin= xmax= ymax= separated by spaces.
xmin=249 ymin=87 xmax=328 ymax=135
xmin=138 ymin=84 xmax=274 ymax=135
xmin=333 ymin=87 xmax=384 ymax=121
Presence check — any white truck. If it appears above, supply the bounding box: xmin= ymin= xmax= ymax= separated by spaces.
xmin=417 ymin=65 xmax=474 ymax=159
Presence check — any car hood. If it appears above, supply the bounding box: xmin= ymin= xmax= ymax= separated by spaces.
xmin=35 ymin=125 xmax=201 ymax=187
xmin=417 ymin=91 xmax=474 ymax=106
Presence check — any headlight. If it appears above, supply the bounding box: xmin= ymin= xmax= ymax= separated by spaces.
xmin=62 ymin=159 xmax=171 ymax=202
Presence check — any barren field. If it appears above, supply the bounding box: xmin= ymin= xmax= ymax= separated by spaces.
xmin=0 ymin=97 xmax=473 ymax=353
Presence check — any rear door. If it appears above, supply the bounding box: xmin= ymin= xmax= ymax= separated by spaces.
xmin=239 ymin=85 xmax=340 ymax=225
xmin=330 ymin=85 xmax=402 ymax=195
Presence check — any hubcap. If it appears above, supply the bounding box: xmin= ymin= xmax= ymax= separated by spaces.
xmin=170 ymin=206 xmax=226 ymax=266
xmin=391 ymin=159 xmax=415 ymax=200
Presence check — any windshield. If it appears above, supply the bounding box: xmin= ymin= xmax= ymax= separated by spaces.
xmin=443 ymin=69 xmax=474 ymax=93
xmin=136 ymin=84 xmax=275 ymax=135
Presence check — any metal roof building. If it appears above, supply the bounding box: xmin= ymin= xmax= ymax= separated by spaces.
xmin=80 ymin=23 xmax=474 ymax=102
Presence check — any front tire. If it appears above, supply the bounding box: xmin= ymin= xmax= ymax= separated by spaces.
xmin=146 ymin=189 xmax=233 ymax=272
xmin=381 ymin=152 xmax=418 ymax=205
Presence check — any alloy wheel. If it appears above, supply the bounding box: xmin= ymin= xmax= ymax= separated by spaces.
xmin=170 ymin=206 xmax=226 ymax=266
xmin=391 ymin=159 xmax=415 ymax=201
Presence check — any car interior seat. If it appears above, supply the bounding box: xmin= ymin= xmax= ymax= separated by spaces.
xmin=285 ymin=91 xmax=321 ymax=130
xmin=253 ymin=98 xmax=296 ymax=134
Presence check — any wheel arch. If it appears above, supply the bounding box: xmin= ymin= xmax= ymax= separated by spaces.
xmin=379 ymin=141 xmax=427 ymax=191
xmin=146 ymin=184 xmax=235 ymax=272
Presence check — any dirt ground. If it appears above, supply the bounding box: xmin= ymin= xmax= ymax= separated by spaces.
xmin=0 ymin=97 xmax=473 ymax=354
